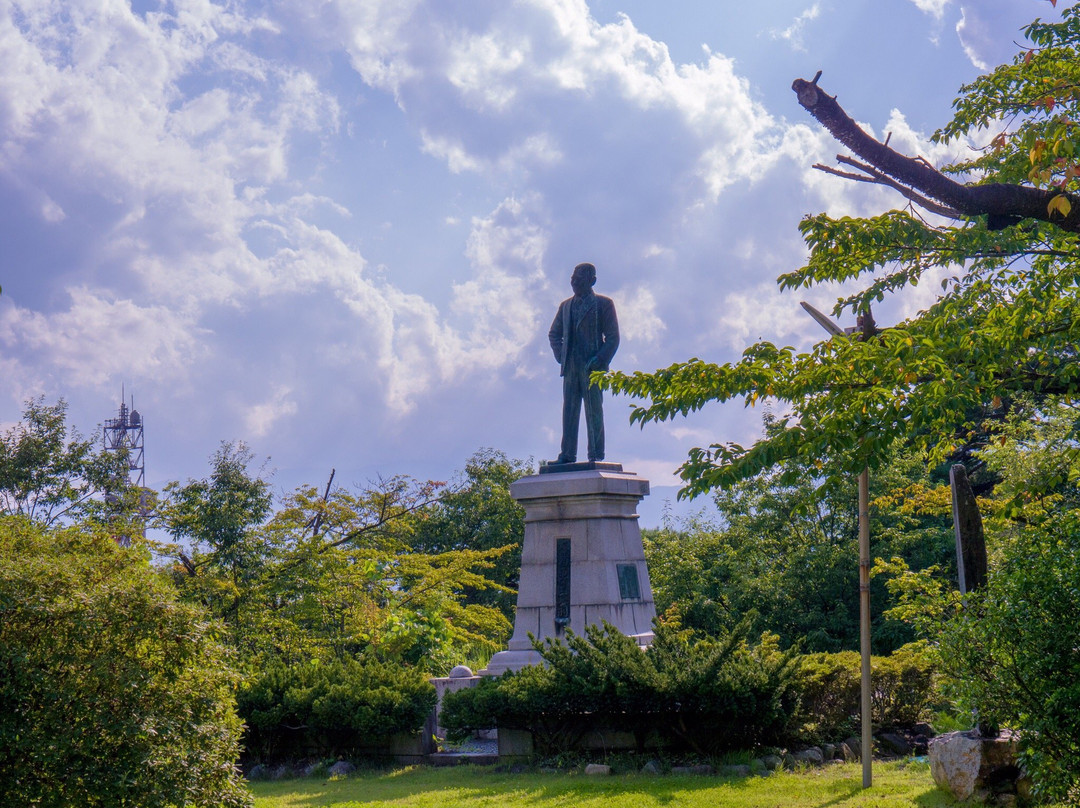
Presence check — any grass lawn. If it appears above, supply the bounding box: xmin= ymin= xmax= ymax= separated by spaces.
xmin=250 ymin=760 xmax=967 ymax=808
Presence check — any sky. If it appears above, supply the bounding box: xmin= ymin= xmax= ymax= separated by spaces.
xmin=0 ymin=0 xmax=1060 ymax=527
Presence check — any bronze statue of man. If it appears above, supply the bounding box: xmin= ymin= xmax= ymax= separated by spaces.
xmin=548 ymin=262 xmax=619 ymax=463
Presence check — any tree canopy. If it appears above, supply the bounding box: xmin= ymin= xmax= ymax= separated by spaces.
xmin=603 ymin=5 xmax=1080 ymax=498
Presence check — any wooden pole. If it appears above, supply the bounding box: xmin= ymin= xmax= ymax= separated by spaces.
xmin=858 ymin=466 xmax=872 ymax=788
xmin=801 ymin=301 xmax=874 ymax=788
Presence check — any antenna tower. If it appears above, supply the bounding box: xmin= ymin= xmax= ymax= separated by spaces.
xmin=103 ymin=388 xmax=147 ymax=544
xmin=104 ymin=387 xmax=145 ymax=488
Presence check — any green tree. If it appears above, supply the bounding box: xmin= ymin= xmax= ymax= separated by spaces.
xmin=409 ymin=448 xmax=531 ymax=620
xmin=0 ymin=397 xmax=127 ymax=526
xmin=602 ymin=7 xmax=1080 ymax=796
xmin=0 ymin=516 xmax=251 ymax=808
xmin=602 ymin=8 xmax=1080 ymax=495
xmin=646 ymin=427 xmax=953 ymax=653
xmin=160 ymin=447 xmax=512 ymax=673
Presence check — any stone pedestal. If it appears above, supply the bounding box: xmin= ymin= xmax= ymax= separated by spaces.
xmin=483 ymin=466 xmax=656 ymax=675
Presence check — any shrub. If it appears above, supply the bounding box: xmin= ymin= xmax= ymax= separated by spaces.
xmin=0 ymin=517 xmax=251 ymax=808
xmin=794 ymin=641 xmax=938 ymax=740
xmin=442 ymin=620 xmax=800 ymax=755
xmin=237 ymin=656 xmax=436 ymax=760
xmin=938 ymin=511 xmax=1080 ymax=803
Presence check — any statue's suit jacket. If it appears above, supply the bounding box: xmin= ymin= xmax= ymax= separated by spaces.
xmin=548 ymin=293 xmax=619 ymax=377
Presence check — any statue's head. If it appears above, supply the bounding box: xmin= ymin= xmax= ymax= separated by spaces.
xmin=571 ymin=262 xmax=596 ymax=295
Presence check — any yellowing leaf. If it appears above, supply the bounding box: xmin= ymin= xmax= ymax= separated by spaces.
xmin=1048 ymin=193 xmax=1073 ymax=219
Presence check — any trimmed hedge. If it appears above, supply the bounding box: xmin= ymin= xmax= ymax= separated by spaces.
xmin=794 ymin=640 xmax=938 ymax=740
xmin=237 ymin=657 xmax=436 ymax=761
xmin=442 ymin=620 xmax=800 ymax=755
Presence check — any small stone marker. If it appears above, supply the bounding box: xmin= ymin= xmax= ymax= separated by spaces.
xmin=584 ymin=763 xmax=611 ymax=776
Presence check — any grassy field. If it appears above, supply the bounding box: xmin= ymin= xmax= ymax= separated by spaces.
xmin=250 ymin=760 xmax=965 ymax=808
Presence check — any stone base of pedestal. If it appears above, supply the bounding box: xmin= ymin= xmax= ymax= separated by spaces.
xmin=481 ymin=467 xmax=656 ymax=676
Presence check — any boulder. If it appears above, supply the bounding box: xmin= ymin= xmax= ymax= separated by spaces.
xmin=793 ymin=747 xmax=825 ymax=766
xmin=761 ymin=754 xmax=783 ymax=771
xmin=820 ymin=743 xmax=836 ymax=760
xmin=640 ymin=760 xmax=662 ymax=775
xmin=877 ymin=731 xmax=912 ymax=757
xmin=842 ymin=737 xmax=862 ymax=760
xmin=246 ymin=764 xmax=271 ymax=781
xmin=912 ymin=721 xmax=936 ymax=738
xmin=719 ymin=764 xmax=751 ymax=778
xmin=327 ymin=760 xmax=356 ymax=778
xmin=929 ymin=730 xmax=1022 ymax=802
xmin=584 ymin=764 xmax=611 ymax=776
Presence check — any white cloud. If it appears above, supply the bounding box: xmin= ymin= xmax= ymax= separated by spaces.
xmin=612 ymin=286 xmax=665 ymax=345
xmin=0 ymin=288 xmax=206 ymax=389
xmin=769 ymin=3 xmax=822 ymax=52
xmin=955 ymin=1 xmax=1044 ymax=71
xmin=245 ymin=386 xmax=298 ymax=437
xmin=909 ymin=0 xmax=951 ymax=21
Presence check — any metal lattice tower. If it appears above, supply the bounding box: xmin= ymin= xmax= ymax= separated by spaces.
xmin=103 ymin=391 xmax=147 ymax=545
xmin=104 ymin=392 xmax=145 ymax=488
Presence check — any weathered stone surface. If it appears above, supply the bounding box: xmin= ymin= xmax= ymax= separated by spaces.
xmin=842 ymin=737 xmax=862 ymax=760
xmin=761 ymin=754 xmax=783 ymax=771
xmin=794 ymin=747 xmax=825 ymax=766
xmin=820 ymin=743 xmax=836 ymax=760
xmin=720 ymin=764 xmax=752 ymax=778
xmin=246 ymin=764 xmax=271 ymax=781
xmin=640 ymin=760 xmax=662 ymax=775
xmin=878 ymin=731 xmax=912 ymax=756
xmin=327 ymin=761 xmax=355 ymax=777
xmin=484 ymin=470 xmax=655 ymax=676
xmin=912 ymin=721 xmax=936 ymax=738
xmin=929 ymin=730 xmax=1021 ymax=802
xmin=584 ymin=764 xmax=611 ymax=776
xmin=271 ymin=765 xmax=292 ymax=780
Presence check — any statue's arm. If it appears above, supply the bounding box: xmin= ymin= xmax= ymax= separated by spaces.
xmin=548 ymin=305 xmax=565 ymax=362
xmin=595 ymin=299 xmax=620 ymax=369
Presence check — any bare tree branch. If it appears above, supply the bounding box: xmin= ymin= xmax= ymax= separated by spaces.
xmin=793 ymin=75 xmax=1080 ymax=232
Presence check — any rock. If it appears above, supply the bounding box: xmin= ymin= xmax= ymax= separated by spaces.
xmin=671 ymin=764 xmax=715 ymax=775
xmin=270 ymin=765 xmax=292 ymax=780
xmin=448 ymin=665 xmax=475 ymax=678
xmin=584 ymin=764 xmax=611 ymax=776
xmin=878 ymin=731 xmax=912 ymax=757
xmin=327 ymin=760 xmax=356 ymax=778
xmin=793 ymin=747 xmax=825 ymax=766
xmin=302 ymin=762 xmax=324 ymax=778
xmin=761 ymin=754 xmax=783 ymax=771
xmin=912 ymin=721 xmax=936 ymax=738
xmin=842 ymin=737 xmax=862 ymax=760
xmin=246 ymin=764 xmax=271 ymax=781
xmin=640 ymin=760 xmax=662 ymax=775
xmin=719 ymin=764 xmax=751 ymax=778
xmin=839 ymin=742 xmax=857 ymax=762
xmin=821 ymin=743 xmax=836 ymax=760
xmin=781 ymin=753 xmax=797 ymax=770
xmin=929 ymin=730 xmax=1022 ymax=802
